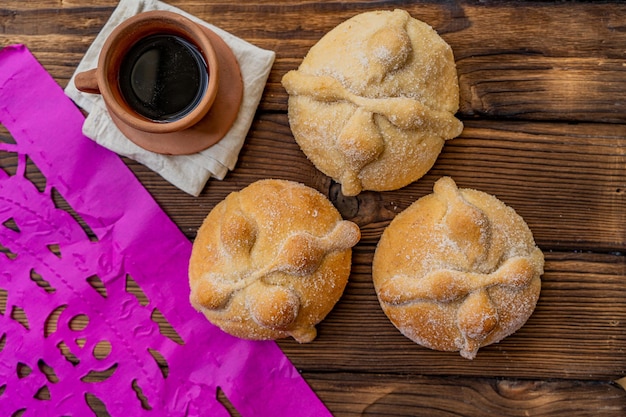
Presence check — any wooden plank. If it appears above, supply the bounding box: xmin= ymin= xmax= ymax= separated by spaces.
xmin=0 ymin=5 xmax=114 ymax=36
xmin=252 ymin=2 xmax=626 ymax=123
xmin=2 ymin=2 xmax=626 ymax=122
xmin=277 ymin=249 xmax=626 ymax=380
xmin=457 ymin=55 xmax=626 ymax=123
xmin=265 ymin=56 xmax=626 ymax=123
xmin=304 ymin=373 xmax=626 ymax=417
xmin=131 ymin=113 xmax=626 ymax=252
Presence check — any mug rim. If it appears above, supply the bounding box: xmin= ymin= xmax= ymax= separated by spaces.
xmin=97 ymin=10 xmax=220 ymax=134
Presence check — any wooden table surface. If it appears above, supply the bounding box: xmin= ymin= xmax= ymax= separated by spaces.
xmin=2 ymin=1 xmax=626 ymax=416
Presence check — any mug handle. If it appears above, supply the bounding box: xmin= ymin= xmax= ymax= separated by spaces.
xmin=74 ymin=69 xmax=100 ymax=94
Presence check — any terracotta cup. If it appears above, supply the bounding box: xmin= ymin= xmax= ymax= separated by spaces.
xmin=74 ymin=10 xmax=219 ymax=135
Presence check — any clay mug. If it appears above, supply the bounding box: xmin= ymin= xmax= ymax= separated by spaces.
xmin=74 ymin=10 xmax=219 ymax=135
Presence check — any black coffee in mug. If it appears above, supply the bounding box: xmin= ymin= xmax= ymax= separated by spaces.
xmin=118 ymin=34 xmax=209 ymax=122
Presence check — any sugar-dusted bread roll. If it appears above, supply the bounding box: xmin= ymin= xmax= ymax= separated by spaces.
xmin=189 ymin=179 xmax=360 ymax=343
xmin=373 ymin=177 xmax=543 ymax=359
xmin=282 ymin=9 xmax=463 ymax=196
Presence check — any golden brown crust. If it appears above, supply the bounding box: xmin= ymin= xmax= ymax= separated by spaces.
xmin=189 ymin=179 xmax=360 ymax=343
xmin=372 ymin=177 xmax=544 ymax=359
xmin=282 ymin=9 xmax=463 ymax=196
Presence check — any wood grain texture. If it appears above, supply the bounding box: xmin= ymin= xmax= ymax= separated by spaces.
xmin=1 ymin=1 xmax=625 ymax=416
xmin=305 ymin=373 xmax=626 ymax=417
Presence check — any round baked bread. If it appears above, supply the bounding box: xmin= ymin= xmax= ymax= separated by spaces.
xmin=372 ymin=177 xmax=543 ymax=359
xmin=189 ymin=179 xmax=360 ymax=343
xmin=282 ymin=9 xmax=463 ymax=196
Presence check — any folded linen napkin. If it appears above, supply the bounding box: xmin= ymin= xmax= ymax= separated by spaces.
xmin=65 ymin=0 xmax=275 ymax=196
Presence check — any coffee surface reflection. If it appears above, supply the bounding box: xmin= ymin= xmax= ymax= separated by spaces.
xmin=118 ymin=34 xmax=208 ymax=122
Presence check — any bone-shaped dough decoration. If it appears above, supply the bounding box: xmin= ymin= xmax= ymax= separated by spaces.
xmin=377 ymin=255 xmax=540 ymax=305
xmin=194 ymin=220 xmax=360 ymax=310
xmin=282 ymin=71 xmax=463 ymax=137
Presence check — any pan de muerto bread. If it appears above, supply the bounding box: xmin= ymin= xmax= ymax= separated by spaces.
xmin=372 ymin=177 xmax=543 ymax=359
xmin=189 ymin=179 xmax=360 ymax=343
xmin=282 ymin=9 xmax=463 ymax=196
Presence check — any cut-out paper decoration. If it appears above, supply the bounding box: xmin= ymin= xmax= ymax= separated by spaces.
xmin=0 ymin=44 xmax=332 ymax=417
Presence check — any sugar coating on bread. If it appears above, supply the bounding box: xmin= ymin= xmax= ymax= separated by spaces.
xmin=372 ymin=177 xmax=543 ymax=359
xmin=189 ymin=179 xmax=360 ymax=343
xmin=282 ymin=9 xmax=463 ymax=196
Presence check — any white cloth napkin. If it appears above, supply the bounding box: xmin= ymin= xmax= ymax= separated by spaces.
xmin=65 ymin=0 xmax=275 ymax=196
